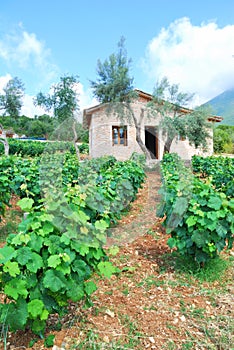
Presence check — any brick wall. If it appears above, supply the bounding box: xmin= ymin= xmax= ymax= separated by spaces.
xmin=87 ymin=102 xmax=214 ymax=161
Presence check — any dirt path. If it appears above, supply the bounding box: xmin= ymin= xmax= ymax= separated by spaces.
xmin=107 ymin=170 xmax=162 ymax=246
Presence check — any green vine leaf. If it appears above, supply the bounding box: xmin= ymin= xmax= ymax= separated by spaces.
xmin=84 ymin=281 xmax=97 ymax=296
xmin=207 ymin=196 xmax=222 ymax=210
xmin=72 ymin=259 xmax=90 ymax=279
xmin=27 ymin=253 xmax=43 ymax=273
xmin=16 ymin=247 xmax=33 ymax=265
xmin=47 ymin=255 xmax=61 ymax=268
xmin=41 ymin=309 xmax=49 ymax=321
xmin=17 ymin=197 xmax=34 ymax=211
xmin=0 ymin=246 xmax=16 ymax=264
xmin=97 ymin=261 xmax=116 ymax=278
xmin=4 ymin=279 xmax=28 ymax=300
xmin=95 ymin=219 xmax=108 ymax=231
xmin=43 ymin=270 xmax=66 ymax=292
xmin=28 ymin=299 xmax=44 ymax=318
xmin=3 ymin=261 xmax=20 ymax=277
xmin=4 ymin=299 xmax=28 ymax=331
xmin=28 ymin=233 xmax=43 ymax=252
xmin=186 ymin=215 xmax=197 ymax=227
xmin=67 ymin=283 xmax=85 ymax=301
xmin=12 ymin=233 xmax=31 ymax=246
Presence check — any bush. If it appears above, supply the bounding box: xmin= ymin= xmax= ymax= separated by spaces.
xmin=158 ymin=154 xmax=234 ymax=264
xmin=0 ymin=196 xmax=107 ymax=334
xmin=0 ymin=140 xmax=89 ymax=157
xmin=214 ymin=125 xmax=234 ymax=154
xmin=0 ymin=155 xmax=146 ymax=334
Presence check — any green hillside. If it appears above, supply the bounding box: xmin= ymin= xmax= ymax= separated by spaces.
xmin=204 ymin=89 xmax=234 ymax=126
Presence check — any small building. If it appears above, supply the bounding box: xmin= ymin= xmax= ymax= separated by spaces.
xmin=0 ymin=129 xmax=14 ymax=138
xmin=83 ymin=89 xmax=222 ymax=161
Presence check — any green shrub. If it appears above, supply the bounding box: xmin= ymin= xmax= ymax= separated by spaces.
xmin=0 ymin=155 xmax=145 ymax=335
xmin=0 ymin=140 xmax=89 ymax=157
xmin=0 ymin=196 xmax=107 ymax=334
xmin=158 ymin=154 xmax=234 ymax=264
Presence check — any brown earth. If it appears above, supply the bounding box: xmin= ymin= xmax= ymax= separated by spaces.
xmin=0 ymin=171 xmax=233 ymax=350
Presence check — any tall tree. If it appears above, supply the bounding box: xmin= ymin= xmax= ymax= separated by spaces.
xmin=90 ymin=37 xmax=134 ymax=103
xmin=148 ymin=77 xmax=211 ymax=154
xmin=90 ymin=37 xmax=152 ymax=160
xmin=90 ymin=39 xmax=212 ymax=160
xmin=35 ymin=75 xmax=80 ymax=123
xmin=0 ymin=77 xmax=25 ymax=117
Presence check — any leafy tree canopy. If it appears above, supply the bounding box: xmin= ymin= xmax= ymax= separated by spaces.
xmin=90 ymin=37 xmax=135 ymax=103
xmin=148 ymin=77 xmax=211 ymax=153
xmin=35 ymin=75 xmax=80 ymax=123
xmin=0 ymin=77 xmax=25 ymax=117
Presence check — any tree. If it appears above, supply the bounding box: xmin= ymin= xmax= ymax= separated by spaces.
xmin=90 ymin=39 xmax=212 ymax=160
xmin=213 ymin=125 xmax=234 ymax=154
xmin=148 ymin=77 xmax=211 ymax=154
xmin=34 ymin=75 xmax=80 ymax=123
xmin=90 ymin=37 xmax=152 ymax=160
xmin=0 ymin=77 xmax=24 ymax=117
xmin=90 ymin=37 xmax=134 ymax=103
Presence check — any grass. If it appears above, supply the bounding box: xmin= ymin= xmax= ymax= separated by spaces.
xmin=137 ymin=275 xmax=165 ymax=289
xmin=159 ymin=250 xmax=233 ymax=283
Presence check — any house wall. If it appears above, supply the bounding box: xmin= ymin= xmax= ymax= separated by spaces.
xmin=87 ymin=101 xmax=214 ymax=161
xmin=89 ymin=107 xmax=142 ymax=160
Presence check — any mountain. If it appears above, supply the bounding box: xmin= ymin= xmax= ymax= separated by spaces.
xmin=204 ymin=88 xmax=234 ymax=126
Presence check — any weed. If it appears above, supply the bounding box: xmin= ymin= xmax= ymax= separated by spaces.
xmin=104 ymin=290 xmax=113 ymax=296
xmin=122 ymin=288 xmax=129 ymax=296
xmin=166 ymin=322 xmax=178 ymax=331
xmin=179 ymin=299 xmax=187 ymax=314
xmin=119 ymin=314 xmax=142 ymax=348
xmin=162 ymin=340 xmax=177 ymax=349
xmin=160 ymin=251 xmax=232 ymax=283
xmin=137 ymin=275 xmax=165 ymax=290
xmin=190 ymin=307 xmax=205 ymax=319
xmin=181 ymin=341 xmax=194 ymax=349
xmin=44 ymin=334 xmax=55 ymax=347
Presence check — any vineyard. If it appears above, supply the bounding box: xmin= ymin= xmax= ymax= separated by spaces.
xmin=0 ymin=145 xmax=233 ymax=349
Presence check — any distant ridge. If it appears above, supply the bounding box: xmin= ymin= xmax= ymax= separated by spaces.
xmin=204 ymin=88 xmax=234 ymax=126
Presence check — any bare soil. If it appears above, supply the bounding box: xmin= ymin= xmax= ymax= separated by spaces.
xmin=0 ymin=171 xmax=233 ymax=350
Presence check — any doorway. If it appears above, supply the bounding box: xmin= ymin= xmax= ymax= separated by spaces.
xmin=145 ymin=126 xmax=159 ymax=159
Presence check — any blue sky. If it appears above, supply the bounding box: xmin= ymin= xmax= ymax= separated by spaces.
xmin=1 ymin=0 xmax=234 ymax=116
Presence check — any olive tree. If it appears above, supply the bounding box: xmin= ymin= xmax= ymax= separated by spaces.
xmin=90 ymin=37 xmax=152 ymax=160
xmin=90 ymin=39 xmax=212 ymax=160
xmin=148 ymin=77 xmax=211 ymax=154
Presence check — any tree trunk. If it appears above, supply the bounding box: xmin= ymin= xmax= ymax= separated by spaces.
xmin=0 ymin=124 xmax=9 ymax=156
xmin=130 ymin=108 xmax=152 ymax=161
xmin=72 ymin=121 xmax=80 ymax=161
xmin=163 ymin=137 xmax=174 ymax=155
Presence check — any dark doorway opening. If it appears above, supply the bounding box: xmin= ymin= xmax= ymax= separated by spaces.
xmin=145 ymin=126 xmax=158 ymax=159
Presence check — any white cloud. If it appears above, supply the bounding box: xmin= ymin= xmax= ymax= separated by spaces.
xmin=76 ymin=83 xmax=98 ymax=110
xmin=142 ymin=18 xmax=234 ymax=105
xmin=0 ymin=24 xmax=59 ymax=89
xmin=0 ymin=74 xmax=12 ymax=93
xmin=21 ymin=95 xmax=48 ymax=118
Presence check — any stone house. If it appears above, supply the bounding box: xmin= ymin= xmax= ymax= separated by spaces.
xmin=83 ymin=89 xmax=222 ymax=161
